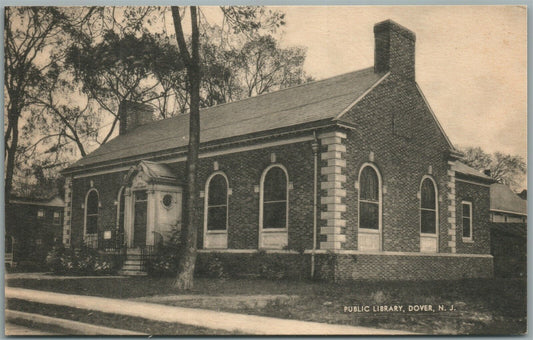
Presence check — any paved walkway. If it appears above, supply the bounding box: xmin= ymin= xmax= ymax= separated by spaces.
xmin=5 ymin=322 xmax=56 ymax=336
xmin=6 ymin=287 xmax=415 ymax=335
xmin=6 ymin=272 xmax=126 ymax=280
xmin=6 ymin=310 xmax=146 ymax=336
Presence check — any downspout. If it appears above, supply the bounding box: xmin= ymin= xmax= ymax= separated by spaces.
xmin=311 ymin=132 xmax=319 ymax=278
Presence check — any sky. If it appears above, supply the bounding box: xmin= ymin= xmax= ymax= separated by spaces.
xmin=271 ymin=6 xmax=527 ymax=160
xmin=192 ymin=5 xmax=527 ymax=160
xmin=4 ymin=5 xmax=528 ymax=168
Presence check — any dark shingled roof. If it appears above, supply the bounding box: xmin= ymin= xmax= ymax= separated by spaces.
xmin=454 ymin=161 xmax=494 ymax=181
xmin=490 ymin=183 xmax=527 ymax=216
xmin=67 ymin=67 xmax=384 ymax=170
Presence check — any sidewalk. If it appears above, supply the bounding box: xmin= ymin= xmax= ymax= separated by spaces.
xmin=6 ymin=272 xmax=126 ymax=280
xmin=6 ymin=287 xmax=415 ymax=335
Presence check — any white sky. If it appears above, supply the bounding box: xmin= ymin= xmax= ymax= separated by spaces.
xmin=6 ymin=5 xmax=528 ymax=162
xmin=272 ymin=6 xmax=527 ymax=159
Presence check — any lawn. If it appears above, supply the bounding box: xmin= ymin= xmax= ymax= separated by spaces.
xmin=6 ymin=276 xmax=527 ymax=335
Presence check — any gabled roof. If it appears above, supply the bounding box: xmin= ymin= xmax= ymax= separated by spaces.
xmin=490 ymin=183 xmax=527 ymax=216
xmin=65 ymin=68 xmax=385 ymax=171
xmin=125 ymin=160 xmax=178 ymax=186
xmin=454 ymin=161 xmax=494 ymax=182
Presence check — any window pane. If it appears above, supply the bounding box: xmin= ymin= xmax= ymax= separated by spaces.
xmin=264 ymin=167 xmax=287 ymax=202
xmin=462 ymin=203 xmax=471 ymax=218
xmin=360 ymin=167 xmax=379 ymax=201
xmin=463 ymin=217 xmax=471 ymax=238
xmin=263 ymin=201 xmax=287 ymax=229
xmin=135 ymin=190 xmax=147 ymax=201
xmin=421 ymin=179 xmax=436 ymax=209
xmin=360 ymin=202 xmax=379 ymax=229
xmin=208 ymin=206 xmax=227 ymax=230
xmin=209 ymin=175 xmax=227 ymax=206
xmin=421 ymin=210 xmax=436 ymax=234
xmin=87 ymin=191 xmax=99 ymax=214
xmin=87 ymin=215 xmax=98 ymax=234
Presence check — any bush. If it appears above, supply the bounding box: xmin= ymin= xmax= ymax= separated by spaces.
xmin=45 ymin=245 xmax=119 ymax=275
xmin=145 ymin=245 xmax=179 ymax=277
xmin=195 ymin=253 xmax=228 ymax=279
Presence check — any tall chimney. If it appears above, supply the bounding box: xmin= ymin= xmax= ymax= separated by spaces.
xmin=119 ymin=101 xmax=154 ymax=135
xmin=374 ymin=20 xmax=416 ymax=79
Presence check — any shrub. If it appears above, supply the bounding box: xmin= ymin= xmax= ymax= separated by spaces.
xmin=45 ymin=245 xmax=119 ymax=275
xmin=145 ymin=246 xmax=179 ymax=277
xmin=195 ymin=253 xmax=228 ymax=279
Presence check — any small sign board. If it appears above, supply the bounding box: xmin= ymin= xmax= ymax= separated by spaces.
xmin=103 ymin=230 xmax=112 ymax=240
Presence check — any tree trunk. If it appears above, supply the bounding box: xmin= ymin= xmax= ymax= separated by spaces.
xmin=5 ymin=109 xmax=20 ymax=203
xmin=172 ymin=6 xmax=201 ymax=290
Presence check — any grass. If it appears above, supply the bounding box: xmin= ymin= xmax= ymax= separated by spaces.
xmin=6 ymin=275 xmax=527 ymax=335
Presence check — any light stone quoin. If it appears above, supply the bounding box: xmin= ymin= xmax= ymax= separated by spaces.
xmin=319 ymin=131 xmax=347 ymax=251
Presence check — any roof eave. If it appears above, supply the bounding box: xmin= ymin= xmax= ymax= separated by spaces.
xmin=61 ymin=119 xmax=339 ymax=176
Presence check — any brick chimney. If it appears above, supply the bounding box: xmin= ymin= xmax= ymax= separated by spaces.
xmin=374 ymin=20 xmax=416 ymax=80
xmin=118 ymin=101 xmax=154 ymax=135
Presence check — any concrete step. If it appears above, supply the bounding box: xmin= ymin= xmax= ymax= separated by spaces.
xmin=124 ymin=260 xmax=142 ymax=265
xmin=118 ymin=270 xmax=148 ymax=276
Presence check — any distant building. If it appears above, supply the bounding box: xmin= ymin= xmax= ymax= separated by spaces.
xmin=490 ymin=183 xmax=527 ymax=223
xmin=5 ymin=196 xmax=65 ymax=267
xmin=488 ymin=183 xmax=527 ymax=277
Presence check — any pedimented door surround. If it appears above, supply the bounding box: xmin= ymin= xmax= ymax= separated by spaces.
xmin=123 ymin=161 xmax=182 ymax=248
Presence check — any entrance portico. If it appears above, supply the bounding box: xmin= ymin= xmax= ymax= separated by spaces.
xmin=122 ymin=161 xmax=182 ymax=249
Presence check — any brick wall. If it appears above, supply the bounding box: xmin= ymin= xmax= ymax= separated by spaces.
xmin=5 ymin=203 xmax=63 ymax=262
xmin=71 ymin=171 xmax=127 ymax=247
xmin=340 ymin=75 xmax=454 ymax=253
xmin=455 ymin=180 xmax=491 ymax=254
xmin=70 ymin=140 xmax=316 ymax=251
xmin=333 ymin=253 xmax=493 ymax=281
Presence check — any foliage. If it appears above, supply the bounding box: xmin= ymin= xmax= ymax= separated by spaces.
xmin=460 ymin=146 xmax=526 ymax=191
xmin=145 ymin=227 xmax=181 ymax=277
xmin=145 ymin=245 xmax=180 ymax=277
xmin=195 ymin=253 xmax=228 ymax=279
xmin=4 ymin=7 xmax=73 ymax=201
xmin=45 ymin=245 xmax=118 ymax=275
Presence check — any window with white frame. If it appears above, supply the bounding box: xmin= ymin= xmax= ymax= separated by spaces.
xmin=359 ymin=166 xmax=380 ymax=230
xmin=37 ymin=208 xmax=45 ymax=218
xmin=206 ymin=174 xmax=228 ymax=231
xmin=262 ymin=166 xmax=288 ymax=229
xmin=420 ymin=178 xmax=437 ymax=234
xmin=85 ymin=189 xmax=99 ymax=235
xmin=462 ymin=201 xmax=473 ymax=241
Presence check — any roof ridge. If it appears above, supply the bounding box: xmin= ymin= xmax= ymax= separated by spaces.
xmin=163 ymin=67 xmax=375 ymax=120
xmin=75 ymin=90 xmax=362 ymax=162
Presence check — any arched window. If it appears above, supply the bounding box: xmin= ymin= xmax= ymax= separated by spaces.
xmin=359 ymin=166 xmax=380 ymax=230
xmin=262 ymin=166 xmax=288 ymax=229
xmin=85 ymin=189 xmax=99 ymax=235
xmin=206 ymin=174 xmax=228 ymax=231
xmin=420 ymin=178 xmax=437 ymax=234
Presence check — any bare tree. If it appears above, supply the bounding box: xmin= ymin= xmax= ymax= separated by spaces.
xmin=461 ymin=146 xmax=526 ymax=191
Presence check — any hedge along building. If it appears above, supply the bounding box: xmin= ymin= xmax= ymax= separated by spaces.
xmin=61 ymin=20 xmax=495 ymax=280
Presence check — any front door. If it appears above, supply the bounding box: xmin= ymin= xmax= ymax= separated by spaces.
xmin=133 ymin=190 xmax=147 ymax=247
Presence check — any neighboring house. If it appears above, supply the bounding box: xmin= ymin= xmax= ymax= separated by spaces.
xmin=61 ymin=20 xmax=496 ymax=280
xmin=5 ymin=196 xmax=65 ymax=267
xmin=490 ymin=183 xmax=527 ymax=223
xmin=488 ymin=183 xmax=527 ymax=278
